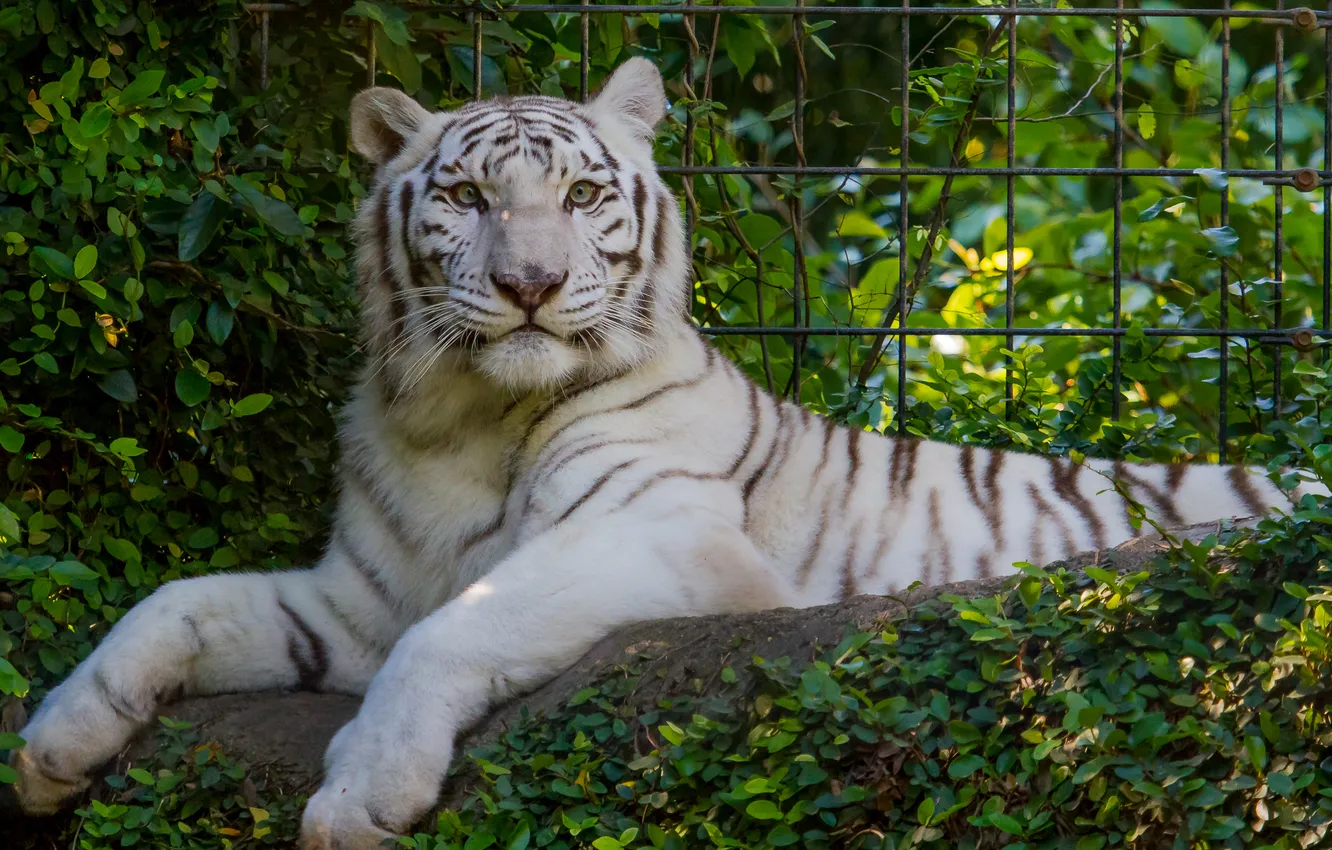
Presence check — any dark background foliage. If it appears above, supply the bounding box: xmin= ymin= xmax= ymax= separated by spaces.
xmin=1 ymin=0 xmax=1330 ymax=822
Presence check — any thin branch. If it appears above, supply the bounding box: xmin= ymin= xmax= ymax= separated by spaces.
xmin=855 ymin=23 xmax=1007 ymax=387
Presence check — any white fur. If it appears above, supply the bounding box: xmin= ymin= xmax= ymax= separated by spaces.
xmin=11 ymin=60 xmax=1326 ymax=849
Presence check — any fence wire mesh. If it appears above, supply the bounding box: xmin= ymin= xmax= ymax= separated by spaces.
xmin=246 ymin=1 xmax=1332 ymax=459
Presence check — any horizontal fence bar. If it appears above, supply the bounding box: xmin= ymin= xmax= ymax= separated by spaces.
xmin=699 ymin=326 xmax=1326 ymax=341
xmin=663 ymin=165 xmax=1311 ymax=179
xmin=345 ymin=4 xmax=1331 ymax=23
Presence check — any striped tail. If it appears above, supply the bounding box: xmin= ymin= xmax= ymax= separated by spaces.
xmin=1095 ymin=459 xmax=1324 ymax=530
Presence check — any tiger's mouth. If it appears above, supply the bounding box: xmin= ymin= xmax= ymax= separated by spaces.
xmin=502 ymin=322 xmax=556 ymax=339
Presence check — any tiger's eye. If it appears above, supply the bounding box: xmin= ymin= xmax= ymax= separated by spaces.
xmin=568 ymin=180 xmax=599 ymax=207
xmin=450 ymin=182 xmax=482 ymax=207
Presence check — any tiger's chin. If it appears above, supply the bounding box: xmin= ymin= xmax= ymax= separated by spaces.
xmin=475 ymin=330 xmax=582 ymax=391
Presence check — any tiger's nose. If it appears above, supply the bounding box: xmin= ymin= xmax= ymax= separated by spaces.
xmin=491 ymin=269 xmax=568 ymax=313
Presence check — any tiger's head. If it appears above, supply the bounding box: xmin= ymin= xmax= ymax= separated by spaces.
xmin=348 ymin=58 xmax=688 ymax=395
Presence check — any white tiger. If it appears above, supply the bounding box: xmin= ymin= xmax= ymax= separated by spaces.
xmin=8 ymin=58 xmax=1325 ymax=849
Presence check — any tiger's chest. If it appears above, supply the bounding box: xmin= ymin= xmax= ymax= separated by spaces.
xmin=335 ymin=380 xmax=528 ymax=610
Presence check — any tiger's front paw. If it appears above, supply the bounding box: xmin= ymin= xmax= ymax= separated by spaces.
xmin=7 ymin=745 xmax=92 ymax=815
xmin=299 ymin=786 xmax=400 ymax=850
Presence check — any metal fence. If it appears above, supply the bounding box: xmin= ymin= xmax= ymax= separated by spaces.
xmin=245 ymin=1 xmax=1331 ymax=456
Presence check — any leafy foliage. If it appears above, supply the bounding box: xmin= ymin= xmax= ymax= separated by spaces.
xmin=1 ymin=0 xmax=364 ymax=708
xmin=63 ymin=717 xmax=303 ymax=850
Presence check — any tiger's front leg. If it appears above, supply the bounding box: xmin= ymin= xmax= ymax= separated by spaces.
xmin=299 ymin=489 xmax=791 ymax=850
xmin=8 ymin=564 xmax=387 ymax=815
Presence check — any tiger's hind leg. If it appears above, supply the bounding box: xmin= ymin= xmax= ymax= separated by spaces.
xmin=8 ymin=567 xmax=387 ymax=816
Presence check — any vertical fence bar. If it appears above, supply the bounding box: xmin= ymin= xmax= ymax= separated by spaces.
xmin=472 ymin=10 xmax=483 ymax=100
xmin=1005 ymin=11 xmax=1017 ymax=418
xmin=365 ymin=19 xmax=376 ymax=87
xmin=1110 ymin=0 xmax=1125 ymax=420
xmin=895 ymin=0 xmax=910 ymax=434
xmin=683 ymin=0 xmax=697 ymax=279
xmin=1219 ymin=0 xmax=1231 ymax=459
xmin=1325 ymin=0 xmax=1331 ymax=369
xmin=260 ymin=9 xmax=270 ymax=90
xmin=580 ymin=0 xmax=590 ymax=101
xmin=1273 ymin=0 xmax=1286 ymax=417
xmin=790 ymin=0 xmax=808 ymax=400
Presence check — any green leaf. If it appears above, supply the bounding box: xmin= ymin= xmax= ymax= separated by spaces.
xmin=0 ymin=658 xmax=28 ymax=698
xmin=1137 ymin=104 xmax=1155 ymax=140
xmin=50 ymin=560 xmax=99 ymax=585
xmin=988 ymin=814 xmax=1023 ymax=835
xmin=0 ymin=732 xmax=25 ymax=750
xmin=374 ymin=24 xmax=423 ymax=91
xmin=836 ymin=210 xmax=888 ymax=239
xmin=226 ymin=175 xmax=305 ymax=237
xmin=104 ymin=538 xmax=140 ymax=563
xmin=1018 ymin=576 xmax=1042 ymax=609
xmin=79 ymin=103 xmax=112 ymax=138
xmin=98 ymin=370 xmax=138 ymax=403
xmin=1267 ymin=771 xmax=1294 ymax=796
xmin=174 ymin=321 xmax=194 ymax=348
xmin=0 ymin=504 xmax=20 ymax=545
xmin=31 ymin=247 xmax=75 ymax=279
xmin=262 ymin=270 xmax=290 ymax=295
xmin=109 ymin=437 xmax=147 ymax=458
xmin=1202 ymin=226 xmax=1239 ymax=257
xmin=745 ymin=800 xmax=783 ymax=820
xmin=89 ymin=58 xmax=110 ymax=79
xmin=74 ymin=244 xmax=98 ymax=278
xmin=948 ymin=720 xmax=982 ymax=745
xmin=175 ymin=370 xmax=211 ymax=406
xmin=766 ymin=100 xmax=794 ymax=122
xmin=33 ymin=352 xmax=58 ymax=374
xmin=1246 ymin=734 xmax=1267 ymax=770
xmin=1253 ymin=612 xmax=1283 ymax=632
xmin=917 ymin=796 xmax=935 ymax=825
xmin=206 ymin=303 xmax=234 ymax=345
xmin=178 ymin=193 xmax=227 ymax=261
xmin=187 ymin=527 xmax=219 ymax=549
xmin=1195 ymin=168 xmax=1229 ymax=190
xmin=232 ymin=393 xmax=273 ymax=417
xmin=119 ymin=69 xmax=166 ymax=106
xmin=0 ymin=425 xmax=22 ymax=453
xmin=190 ymin=117 xmax=220 ymax=153
xmin=947 ymin=754 xmax=986 ymax=779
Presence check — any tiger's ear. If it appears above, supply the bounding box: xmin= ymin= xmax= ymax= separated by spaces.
xmin=589 ymin=57 xmax=667 ymax=143
xmin=349 ymin=87 xmax=431 ymax=165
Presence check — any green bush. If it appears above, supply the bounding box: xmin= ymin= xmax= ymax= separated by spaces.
xmin=0 ymin=0 xmax=382 ymax=705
